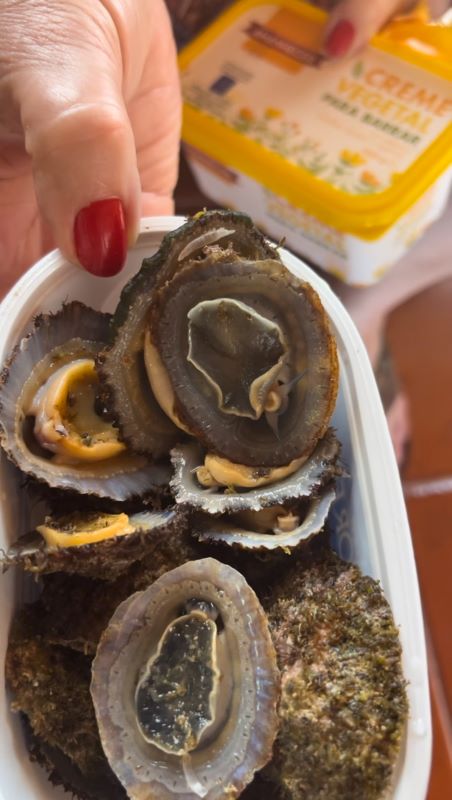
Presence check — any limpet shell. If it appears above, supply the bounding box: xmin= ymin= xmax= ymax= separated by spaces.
xmin=0 ymin=303 xmax=166 ymax=501
xmin=193 ymin=488 xmax=336 ymax=551
xmin=91 ymin=558 xmax=280 ymax=800
xmin=170 ymin=429 xmax=340 ymax=514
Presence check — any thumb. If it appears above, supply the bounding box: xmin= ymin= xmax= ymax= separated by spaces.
xmin=323 ymin=0 xmax=416 ymax=58
xmin=14 ymin=10 xmax=141 ymax=276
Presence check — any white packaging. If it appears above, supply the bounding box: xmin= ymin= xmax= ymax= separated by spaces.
xmin=180 ymin=0 xmax=452 ymax=285
xmin=0 ymin=218 xmax=431 ymax=799
xmin=186 ymin=152 xmax=452 ymax=286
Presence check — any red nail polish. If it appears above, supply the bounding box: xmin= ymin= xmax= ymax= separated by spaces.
xmin=74 ymin=198 xmax=127 ymax=277
xmin=325 ymin=19 xmax=356 ymax=58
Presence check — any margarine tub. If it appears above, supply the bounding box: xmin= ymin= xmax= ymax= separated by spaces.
xmin=180 ymin=0 xmax=452 ymax=285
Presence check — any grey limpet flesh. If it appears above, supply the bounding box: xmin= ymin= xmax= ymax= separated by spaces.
xmin=170 ymin=428 xmax=341 ymax=514
xmin=193 ymin=487 xmax=336 ymax=551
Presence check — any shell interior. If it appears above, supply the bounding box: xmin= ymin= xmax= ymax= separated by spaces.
xmin=193 ymin=487 xmax=336 ymax=551
xmin=91 ymin=558 xmax=280 ymax=800
xmin=99 ymin=210 xmax=279 ymax=455
xmin=151 ymin=256 xmax=338 ymax=467
xmin=0 ymin=303 xmax=167 ymax=500
xmin=170 ymin=429 xmax=340 ymax=514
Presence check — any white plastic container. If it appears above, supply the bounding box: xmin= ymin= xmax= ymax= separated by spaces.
xmin=0 ymin=218 xmax=431 ymax=799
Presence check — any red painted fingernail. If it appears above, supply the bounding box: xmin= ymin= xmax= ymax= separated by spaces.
xmin=325 ymin=19 xmax=356 ymax=58
xmin=74 ymin=198 xmax=126 ymax=277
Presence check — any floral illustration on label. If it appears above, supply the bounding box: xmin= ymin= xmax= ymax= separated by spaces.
xmin=231 ymin=106 xmax=384 ymax=194
xmin=183 ymin=83 xmax=389 ymax=194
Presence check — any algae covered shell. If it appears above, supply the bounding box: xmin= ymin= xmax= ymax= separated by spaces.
xmin=262 ymin=548 xmax=409 ymax=800
xmin=91 ymin=557 xmax=280 ymax=800
xmin=5 ymin=605 xmax=127 ymax=800
xmin=0 ymin=508 xmax=182 ymax=580
xmin=0 ymin=303 xmax=167 ymax=501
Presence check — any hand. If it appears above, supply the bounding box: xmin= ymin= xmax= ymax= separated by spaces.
xmin=0 ymin=0 xmax=181 ymax=292
xmin=323 ymin=0 xmax=451 ymax=58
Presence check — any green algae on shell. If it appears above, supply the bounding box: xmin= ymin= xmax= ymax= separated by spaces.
xmin=5 ymin=607 xmax=124 ymax=800
xmin=261 ymin=547 xmax=408 ymax=800
xmin=28 ymin=572 xmax=139 ymax=656
xmin=29 ymin=527 xmax=203 ymax=656
xmin=24 ymin=723 xmax=127 ymax=800
xmin=4 ymin=537 xmax=408 ymax=800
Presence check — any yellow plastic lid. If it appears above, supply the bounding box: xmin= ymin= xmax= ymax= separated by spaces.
xmin=180 ymin=0 xmax=452 ymax=238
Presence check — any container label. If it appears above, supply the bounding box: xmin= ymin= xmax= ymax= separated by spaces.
xmin=182 ymin=2 xmax=452 ymax=195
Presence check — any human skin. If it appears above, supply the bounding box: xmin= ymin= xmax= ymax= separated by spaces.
xmin=0 ymin=0 xmax=450 ymax=293
xmin=323 ymin=0 xmax=451 ymax=54
xmin=0 ymin=0 xmax=181 ymax=289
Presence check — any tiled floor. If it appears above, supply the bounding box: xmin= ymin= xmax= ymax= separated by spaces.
xmin=175 ymin=156 xmax=452 ymax=795
xmin=388 ymin=280 xmax=452 ymax=797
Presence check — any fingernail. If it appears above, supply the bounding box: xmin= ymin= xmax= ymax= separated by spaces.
xmin=74 ymin=198 xmax=127 ymax=277
xmin=325 ymin=19 xmax=356 ymax=58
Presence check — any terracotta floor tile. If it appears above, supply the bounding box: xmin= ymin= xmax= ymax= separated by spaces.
xmin=387 ymin=279 xmax=452 ymax=706
xmin=428 ymin=690 xmax=452 ymax=799
xmin=387 ymin=277 xmax=452 ymax=796
xmin=406 ymin=495 xmax=452 ymax=711
xmin=387 ymin=279 xmax=452 ymax=482
xmin=427 ymin=640 xmax=452 ymax=798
